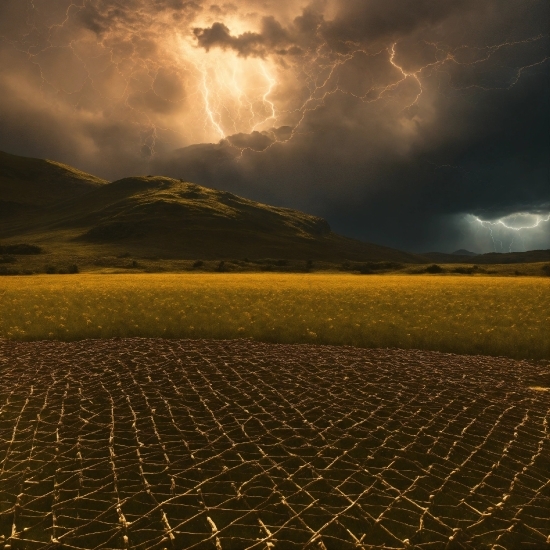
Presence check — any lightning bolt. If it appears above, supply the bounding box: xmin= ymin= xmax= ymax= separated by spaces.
xmin=473 ymin=213 xmax=550 ymax=252
xmin=1 ymin=2 xmax=548 ymax=160
xmin=474 ymin=213 xmax=550 ymax=231
xmin=199 ymin=64 xmax=226 ymax=140
xmin=252 ymin=63 xmax=277 ymax=132
xmin=177 ymin=31 xmax=280 ymax=142
xmin=220 ymin=31 xmax=548 ymax=156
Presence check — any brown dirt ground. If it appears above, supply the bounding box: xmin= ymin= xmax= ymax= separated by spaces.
xmin=1 ymin=338 xmax=549 ymax=549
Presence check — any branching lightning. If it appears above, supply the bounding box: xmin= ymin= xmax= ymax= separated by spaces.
xmin=472 ymin=213 xmax=550 ymax=252
xmin=1 ymin=1 xmax=548 ymax=161
xmin=199 ymin=62 xmax=226 ymax=140
xmin=474 ymin=213 xmax=550 ymax=231
xmin=177 ymin=32 xmax=280 ymax=142
xmin=252 ymin=64 xmax=277 ymax=132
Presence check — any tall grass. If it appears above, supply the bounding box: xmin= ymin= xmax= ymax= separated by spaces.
xmin=1 ymin=273 xmax=548 ymax=359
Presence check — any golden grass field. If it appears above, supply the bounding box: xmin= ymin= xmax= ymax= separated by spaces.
xmin=1 ymin=273 xmax=549 ymax=359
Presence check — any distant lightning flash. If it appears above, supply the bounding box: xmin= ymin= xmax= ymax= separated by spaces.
xmin=474 ymin=213 xmax=550 ymax=231
xmin=473 ymin=213 xmax=550 ymax=252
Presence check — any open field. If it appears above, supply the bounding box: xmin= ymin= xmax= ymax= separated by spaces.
xmin=1 ymin=338 xmax=549 ymax=549
xmin=0 ymin=273 xmax=549 ymax=359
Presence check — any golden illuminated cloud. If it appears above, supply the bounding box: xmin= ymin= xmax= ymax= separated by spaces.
xmin=0 ymin=0 xmax=548 ymax=251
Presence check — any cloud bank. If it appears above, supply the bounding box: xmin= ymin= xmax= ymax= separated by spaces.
xmin=0 ymin=0 xmax=548 ymax=252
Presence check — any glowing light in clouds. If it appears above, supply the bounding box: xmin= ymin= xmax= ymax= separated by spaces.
xmin=178 ymin=35 xmax=279 ymax=141
xmin=474 ymin=212 xmax=550 ymax=231
xmin=471 ymin=212 xmax=550 ymax=252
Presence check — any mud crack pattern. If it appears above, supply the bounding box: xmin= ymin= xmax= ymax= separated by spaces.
xmin=0 ymin=338 xmax=549 ymax=549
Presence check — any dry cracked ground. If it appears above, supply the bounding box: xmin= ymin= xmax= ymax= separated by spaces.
xmin=0 ymin=338 xmax=549 ymax=550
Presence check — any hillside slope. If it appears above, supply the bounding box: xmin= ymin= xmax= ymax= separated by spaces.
xmin=0 ymin=150 xmax=107 ymax=217
xmin=0 ymin=151 xmax=423 ymax=262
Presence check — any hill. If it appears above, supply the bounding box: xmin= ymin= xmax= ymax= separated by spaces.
xmin=0 ymin=151 xmax=422 ymax=263
xmin=452 ymin=249 xmax=478 ymax=256
xmin=0 ymin=150 xmax=107 ymax=215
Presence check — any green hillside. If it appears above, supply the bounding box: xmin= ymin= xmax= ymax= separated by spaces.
xmin=0 ymin=150 xmax=107 ymax=213
xmin=0 ymin=151 xmax=422 ymax=263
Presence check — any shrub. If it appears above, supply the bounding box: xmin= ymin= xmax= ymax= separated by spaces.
xmin=343 ymin=261 xmax=403 ymax=273
xmin=193 ymin=260 xmax=204 ymax=268
xmin=67 ymin=264 xmax=79 ymax=274
xmin=0 ymin=256 xmax=17 ymax=264
xmin=542 ymin=264 xmax=550 ymax=276
xmin=426 ymin=264 xmax=444 ymax=274
xmin=373 ymin=261 xmax=403 ymax=271
xmin=45 ymin=265 xmax=57 ymax=274
xmin=0 ymin=267 xmax=19 ymax=276
xmin=0 ymin=244 xmax=42 ymax=255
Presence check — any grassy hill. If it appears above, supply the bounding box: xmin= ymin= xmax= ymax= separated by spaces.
xmin=0 ymin=150 xmax=106 ymax=213
xmin=0 ymin=151 xmax=422 ymax=264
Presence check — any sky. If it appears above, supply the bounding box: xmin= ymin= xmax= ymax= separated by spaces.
xmin=0 ymin=0 xmax=548 ymax=253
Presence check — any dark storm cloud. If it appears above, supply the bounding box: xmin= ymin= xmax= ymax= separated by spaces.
xmin=193 ymin=4 xmax=327 ymax=57
xmin=193 ymin=1 xmax=475 ymax=58
xmin=180 ymin=0 xmax=550 ymax=251
xmin=76 ymin=0 xmax=202 ymax=35
xmin=0 ymin=0 xmax=548 ymax=251
xmin=0 ymin=0 xmax=204 ymax=178
xmin=322 ymin=0 xmax=476 ymax=47
xmin=194 ymin=16 xmax=301 ymax=57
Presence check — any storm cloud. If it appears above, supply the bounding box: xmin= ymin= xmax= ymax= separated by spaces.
xmin=0 ymin=0 xmax=548 ymax=252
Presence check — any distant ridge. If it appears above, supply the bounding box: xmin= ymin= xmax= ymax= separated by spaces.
xmin=452 ymin=249 xmax=478 ymax=256
xmin=0 ymin=151 xmax=423 ymax=263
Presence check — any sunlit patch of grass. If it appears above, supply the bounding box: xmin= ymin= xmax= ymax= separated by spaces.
xmin=0 ymin=273 xmax=548 ymax=359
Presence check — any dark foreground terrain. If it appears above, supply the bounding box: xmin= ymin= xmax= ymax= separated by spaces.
xmin=0 ymin=339 xmax=549 ymax=549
